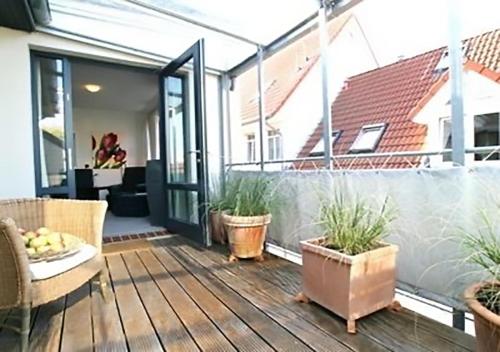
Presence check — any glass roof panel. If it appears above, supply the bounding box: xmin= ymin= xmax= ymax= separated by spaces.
xmin=46 ymin=0 xmax=319 ymax=72
xmin=47 ymin=0 xmax=257 ymax=71
xmin=134 ymin=0 xmax=319 ymax=44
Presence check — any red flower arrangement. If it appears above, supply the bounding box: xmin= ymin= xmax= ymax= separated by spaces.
xmin=92 ymin=133 xmax=127 ymax=169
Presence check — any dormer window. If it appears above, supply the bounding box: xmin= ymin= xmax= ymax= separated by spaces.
xmin=433 ymin=44 xmax=468 ymax=74
xmin=350 ymin=124 xmax=386 ymax=153
xmin=309 ymin=130 xmax=341 ymax=157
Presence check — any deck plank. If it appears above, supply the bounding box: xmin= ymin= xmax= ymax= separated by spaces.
xmin=91 ymin=267 xmax=128 ymax=352
xmin=218 ymin=253 xmax=390 ymax=352
xmin=248 ymin=248 xmax=476 ymax=352
xmin=166 ymin=244 xmax=314 ymax=352
xmin=30 ymin=297 xmax=66 ymax=352
xmin=60 ymin=283 xmax=93 ymax=352
xmin=138 ymin=249 xmax=235 ymax=351
xmin=106 ymin=254 xmax=163 ymax=351
xmin=153 ymin=247 xmax=274 ymax=352
xmin=169 ymin=239 xmax=354 ymax=352
xmin=0 ymin=235 xmax=476 ymax=352
xmin=123 ymin=251 xmax=199 ymax=352
xmin=209 ymin=242 xmax=475 ymax=352
xmin=0 ymin=312 xmax=21 ymax=351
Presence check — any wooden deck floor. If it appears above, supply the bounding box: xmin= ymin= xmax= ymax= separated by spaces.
xmin=0 ymin=235 xmax=475 ymax=351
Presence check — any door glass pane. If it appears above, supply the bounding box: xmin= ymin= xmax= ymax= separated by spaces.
xmin=36 ymin=57 xmax=68 ymax=188
xmin=165 ymin=60 xmax=198 ymax=183
xmin=167 ymin=190 xmax=199 ymax=224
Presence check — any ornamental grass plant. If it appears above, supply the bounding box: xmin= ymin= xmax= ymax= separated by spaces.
xmin=319 ymin=192 xmax=395 ymax=256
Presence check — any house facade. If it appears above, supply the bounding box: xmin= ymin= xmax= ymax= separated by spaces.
xmin=229 ymin=13 xmax=379 ymax=169
xmin=297 ymin=28 xmax=500 ymax=169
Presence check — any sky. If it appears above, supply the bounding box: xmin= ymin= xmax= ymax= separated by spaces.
xmin=352 ymin=0 xmax=500 ymax=66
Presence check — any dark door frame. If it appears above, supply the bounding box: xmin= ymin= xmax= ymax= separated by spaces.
xmin=159 ymin=39 xmax=209 ymax=245
xmin=31 ymin=51 xmax=76 ymax=198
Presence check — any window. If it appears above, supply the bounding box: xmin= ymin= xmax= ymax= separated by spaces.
xmin=474 ymin=113 xmax=500 ymax=161
xmin=440 ymin=113 xmax=500 ymax=162
xmin=350 ymin=124 xmax=386 ymax=153
xmin=268 ymin=130 xmax=283 ymax=161
xmin=309 ymin=130 xmax=341 ymax=156
xmin=440 ymin=117 xmax=452 ymax=162
xmin=246 ymin=134 xmax=256 ymax=162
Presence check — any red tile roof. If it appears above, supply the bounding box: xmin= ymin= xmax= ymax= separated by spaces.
xmin=297 ymin=28 xmax=500 ymax=169
xmin=238 ymin=13 xmax=353 ymax=125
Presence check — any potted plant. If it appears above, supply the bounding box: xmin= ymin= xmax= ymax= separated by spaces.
xmin=297 ymin=192 xmax=399 ymax=334
xmin=463 ymin=216 xmax=500 ymax=352
xmin=221 ymin=177 xmax=274 ymax=262
xmin=207 ymin=189 xmax=230 ymax=245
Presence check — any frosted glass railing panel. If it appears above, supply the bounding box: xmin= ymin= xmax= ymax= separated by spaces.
xmin=229 ymin=166 xmax=500 ymax=308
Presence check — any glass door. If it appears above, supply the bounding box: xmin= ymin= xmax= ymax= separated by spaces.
xmin=159 ymin=40 xmax=209 ymax=245
xmin=31 ymin=53 xmax=76 ymax=198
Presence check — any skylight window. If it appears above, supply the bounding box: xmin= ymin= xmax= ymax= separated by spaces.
xmin=433 ymin=44 xmax=468 ymax=74
xmin=309 ymin=130 xmax=341 ymax=157
xmin=350 ymin=124 xmax=386 ymax=153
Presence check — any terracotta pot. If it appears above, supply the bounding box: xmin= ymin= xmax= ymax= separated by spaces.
xmin=464 ymin=282 xmax=500 ymax=352
xmin=222 ymin=213 xmax=272 ymax=259
xmin=209 ymin=210 xmax=227 ymax=244
xmin=300 ymin=237 xmax=398 ymax=333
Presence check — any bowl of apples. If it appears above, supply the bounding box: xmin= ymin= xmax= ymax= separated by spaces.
xmin=19 ymin=227 xmax=85 ymax=262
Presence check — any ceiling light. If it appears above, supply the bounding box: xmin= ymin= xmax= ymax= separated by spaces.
xmin=84 ymin=84 xmax=101 ymax=93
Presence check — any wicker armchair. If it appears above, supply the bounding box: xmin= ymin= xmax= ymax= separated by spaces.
xmin=0 ymin=198 xmax=108 ymax=351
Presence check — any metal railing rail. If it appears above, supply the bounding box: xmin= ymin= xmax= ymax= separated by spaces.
xmin=225 ymin=146 xmax=500 ymax=168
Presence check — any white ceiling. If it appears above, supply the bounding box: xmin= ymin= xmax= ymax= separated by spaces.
xmin=71 ymin=61 xmax=158 ymax=113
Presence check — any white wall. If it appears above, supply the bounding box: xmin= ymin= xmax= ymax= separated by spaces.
xmin=0 ymin=26 xmax=157 ymax=199
xmin=73 ymin=107 xmax=148 ymax=168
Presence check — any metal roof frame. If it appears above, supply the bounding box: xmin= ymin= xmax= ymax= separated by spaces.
xmin=227 ymin=0 xmax=364 ymax=78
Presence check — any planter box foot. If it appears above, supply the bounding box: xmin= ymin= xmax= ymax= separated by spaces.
xmin=347 ymin=319 xmax=356 ymax=334
xmin=388 ymin=299 xmax=402 ymax=312
xmin=294 ymin=292 xmax=310 ymax=303
xmin=228 ymin=254 xmax=239 ymax=263
xmin=254 ymin=254 xmax=265 ymax=262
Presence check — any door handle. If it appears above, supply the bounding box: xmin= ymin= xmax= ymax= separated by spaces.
xmin=67 ymin=147 xmax=73 ymax=170
xmin=188 ymin=150 xmax=201 ymax=154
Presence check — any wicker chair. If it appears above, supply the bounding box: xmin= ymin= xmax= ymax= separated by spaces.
xmin=0 ymin=198 xmax=109 ymax=351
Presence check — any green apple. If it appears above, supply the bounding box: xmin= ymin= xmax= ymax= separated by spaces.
xmin=26 ymin=247 xmax=36 ymax=256
xmin=25 ymin=231 xmax=37 ymax=240
xmin=30 ymin=236 xmax=48 ymax=248
xmin=21 ymin=235 xmax=29 ymax=246
xmin=50 ymin=243 xmax=64 ymax=252
xmin=36 ymin=227 xmax=51 ymax=236
xmin=36 ymin=245 xmax=50 ymax=254
xmin=36 ymin=246 xmax=50 ymax=254
xmin=47 ymin=232 xmax=62 ymax=245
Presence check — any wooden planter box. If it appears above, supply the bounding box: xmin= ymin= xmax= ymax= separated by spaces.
xmin=300 ymin=237 xmax=398 ymax=333
xmin=465 ymin=282 xmax=500 ymax=352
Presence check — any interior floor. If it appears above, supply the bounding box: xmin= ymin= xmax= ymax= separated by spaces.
xmin=103 ymin=211 xmax=165 ymax=237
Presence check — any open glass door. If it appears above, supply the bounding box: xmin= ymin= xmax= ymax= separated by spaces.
xmin=159 ymin=40 xmax=209 ymax=245
xmin=31 ymin=53 xmax=76 ymax=198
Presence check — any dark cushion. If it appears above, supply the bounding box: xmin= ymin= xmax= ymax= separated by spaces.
xmin=109 ymin=193 xmax=149 ymax=217
xmin=122 ymin=167 xmax=146 ymax=192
